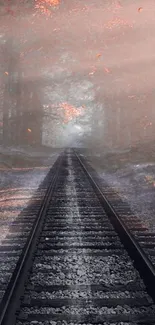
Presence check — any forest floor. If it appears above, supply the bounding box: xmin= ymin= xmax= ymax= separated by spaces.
xmin=80 ymin=141 xmax=155 ymax=172
xmin=80 ymin=141 xmax=155 ymax=233
xmin=1 ymin=142 xmax=155 ymax=240
xmin=0 ymin=145 xmax=62 ymax=168
xmin=0 ymin=147 xmax=61 ymax=243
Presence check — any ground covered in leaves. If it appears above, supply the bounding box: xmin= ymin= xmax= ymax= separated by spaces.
xmin=80 ymin=142 xmax=155 ymax=232
xmin=0 ymin=146 xmax=61 ymax=243
xmin=0 ymin=145 xmax=61 ymax=168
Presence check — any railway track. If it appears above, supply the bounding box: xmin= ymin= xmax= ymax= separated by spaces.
xmin=0 ymin=149 xmax=155 ymax=324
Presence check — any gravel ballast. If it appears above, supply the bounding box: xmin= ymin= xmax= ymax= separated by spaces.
xmin=15 ymin=152 xmax=155 ymax=325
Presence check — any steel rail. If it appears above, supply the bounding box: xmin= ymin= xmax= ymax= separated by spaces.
xmin=74 ymin=150 xmax=155 ymax=302
xmin=0 ymin=154 xmax=63 ymax=325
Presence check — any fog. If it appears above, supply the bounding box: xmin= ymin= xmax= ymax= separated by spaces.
xmin=0 ymin=0 xmax=155 ymax=149
xmin=1 ymin=2 xmax=155 ymax=293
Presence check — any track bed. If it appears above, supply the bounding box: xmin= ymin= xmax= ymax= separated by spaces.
xmin=1 ymin=150 xmax=155 ymax=325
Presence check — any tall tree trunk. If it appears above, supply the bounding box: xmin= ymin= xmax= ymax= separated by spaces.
xmin=2 ymin=39 xmax=12 ymax=146
xmin=2 ymin=37 xmax=20 ymax=146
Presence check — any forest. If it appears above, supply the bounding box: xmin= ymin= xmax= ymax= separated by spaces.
xmin=0 ymin=0 xmax=155 ymax=150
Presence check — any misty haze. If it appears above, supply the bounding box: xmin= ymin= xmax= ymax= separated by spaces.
xmin=0 ymin=0 xmax=155 ymax=150
xmin=1 ymin=1 xmax=155 ymax=322
xmin=0 ymin=0 xmax=155 ymax=220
